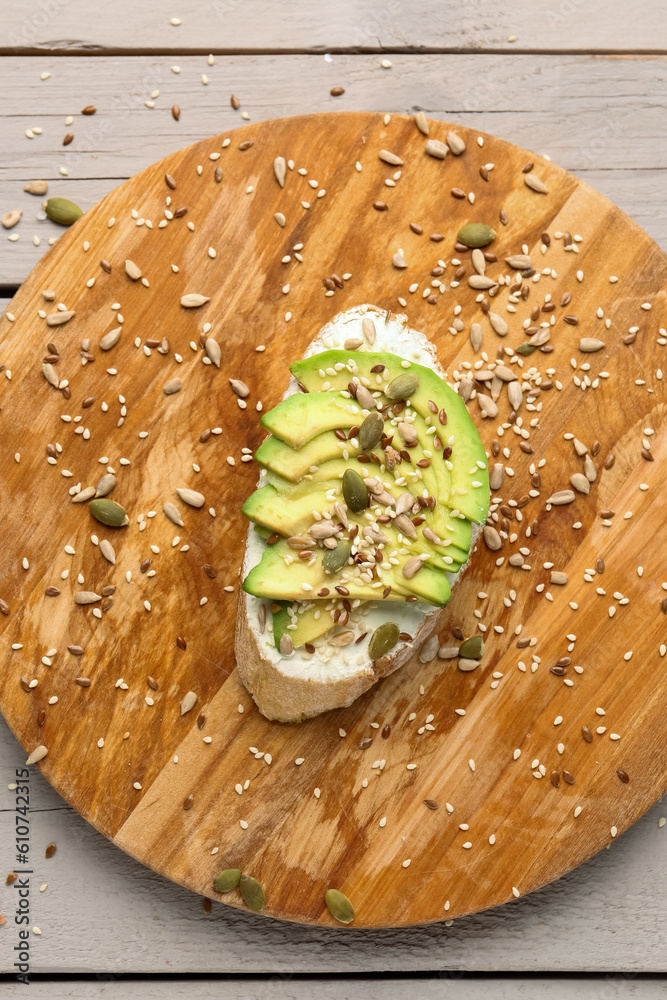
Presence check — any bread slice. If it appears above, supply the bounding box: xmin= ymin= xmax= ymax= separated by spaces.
xmin=235 ymin=305 xmax=481 ymax=723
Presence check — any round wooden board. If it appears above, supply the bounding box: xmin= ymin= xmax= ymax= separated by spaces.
xmin=1 ymin=112 xmax=666 ymax=929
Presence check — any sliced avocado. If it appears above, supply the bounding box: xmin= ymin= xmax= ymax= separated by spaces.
xmin=290 ymin=350 xmax=489 ymax=523
xmin=256 ymin=431 xmax=360 ymax=482
xmin=244 ymin=482 xmax=471 ymax=568
xmin=243 ymin=539 xmax=451 ymax=606
xmin=272 ymin=602 xmax=335 ymax=649
xmin=260 ymin=391 xmax=361 ymax=450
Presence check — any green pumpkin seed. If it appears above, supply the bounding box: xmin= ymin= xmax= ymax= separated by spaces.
xmin=212 ymin=868 xmax=242 ymax=893
xmin=89 ymin=498 xmax=129 ymax=527
xmin=325 ymin=888 xmax=355 ymax=924
xmin=358 ymin=411 xmax=384 ymax=450
xmin=239 ymin=874 xmax=266 ymax=913
xmin=343 ymin=469 xmax=368 ymax=513
xmin=457 ymin=223 xmax=496 ymax=248
xmin=43 ymin=197 xmax=83 ymax=227
xmin=368 ymin=621 xmax=400 ymax=660
xmin=515 ymin=342 xmax=537 ymax=356
xmin=458 ymin=636 xmax=485 ymax=659
xmin=323 ymin=540 xmax=351 ymax=574
xmin=385 ymin=373 xmax=419 ymax=401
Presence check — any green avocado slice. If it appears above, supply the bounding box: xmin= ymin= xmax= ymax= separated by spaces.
xmin=243 ymin=539 xmax=452 ymax=607
xmin=255 ymin=431 xmax=361 ymax=482
xmin=272 ymin=602 xmax=336 ymax=649
xmin=260 ymin=391 xmax=360 ymax=450
xmin=290 ymin=350 xmax=489 ymax=524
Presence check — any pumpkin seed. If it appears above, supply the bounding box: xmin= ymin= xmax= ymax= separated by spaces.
xmin=43 ymin=197 xmax=83 ymax=226
xmin=24 ymin=180 xmax=48 ymax=196
xmin=323 ymin=540 xmax=351 ymax=574
xmin=239 ymin=874 xmax=265 ymax=912
xmin=385 ymin=373 xmax=419 ymax=400
xmin=89 ymin=498 xmax=129 ymax=527
xmin=180 ymin=293 xmax=210 ymax=308
xmin=359 ymin=411 xmax=384 ymax=450
xmin=369 ymin=621 xmax=399 ymax=660
xmin=343 ymin=469 xmax=368 ymax=512
xmin=325 ymin=888 xmax=354 ymax=924
xmin=457 ymin=223 xmax=496 ymax=248
xmin=459 ymin=636 xmax=484 ymax=659
xmin=213 ymin=868 xmax=242 ymax=893
xmin=515 ymin=342 xmax=536 ymax=356
xmin=273 ymin=156 xmax=286 ymax=188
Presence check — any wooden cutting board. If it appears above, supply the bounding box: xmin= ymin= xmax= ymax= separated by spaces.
xmin=1 ymin=111 xmax=666 ymax=929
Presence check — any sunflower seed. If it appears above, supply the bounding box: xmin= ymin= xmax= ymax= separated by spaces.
xmin=402 ymin=556 xmax=423 ymax=579
xmin=419 ymin=635 xmax=439 ymax=663
xmin=205 ymin=338 xmax=221 ymax=367
xmin=42 ymin=363 xmax=59 ymax=387
xmin=507 ymin=381 xmax=523 ymax=411
xmin=74 ymin=591 xmax=102 ymax=604
xmin=46 ymin=310 xmax=74 ymax=326
xmin=468 ymin=275 xmax=496 ymax=290
xmin=458 ymin=658 xmax=480 ymax=672
xmin=579 ymin=338 xmax=605 ymax=353
xmin=328 ymin=630 xmax=355 ymax=647
xmin=24 ymin=181 xmax=49 ymax=196
xmin=176 ymin=488 xmax=205 ymax=508
xmin=100 ymin=328 xmax=121 ymax=351
xmin=414 ymin=111 xmax=429 ymax=135
xmin=361 ymin=317 xmax=377 ymax=345
xmin=379 ymin=149 xmax=403 ymax=166
xmin=180 ymin=690 xmax=197 ymax=715
xmin=25 ymin=745 xmax=48 ymax=766
xmin=394 ymin=493 xmax=414 ymax=516
xmin=99 ymin=539 xmax=116 ymax=564
xmin=394 ymin=514 xmax=417 ymax=539
xmin=355 ymin=385 xmax=376 ymax=410
xmin=230 ymin=379 xmax=250 ymax=398
xmin=550 ymin=571 xmax=568 ymax=585
xmin=584 ymin=455 xmax=597 ymax=482
xmin=72 ymin=486 xmax=96 ymax=503
xmin=505 ymin=255 xmax=532 ymax=269
xmin=489 ymin=463 xmax=504 ymax=490
xmin=180 ymin=294 xmax=210 ymax=308
xmin=163 ymin=502 xmax=184 ymax=526
xmin=95 ymin=474 xmax=116 ymax=497
xmin=273 ymin=156 xmax=286 ymax=188
xmin=524 ymin=174 xmax=548 ymax=194
xmin=325 ymin=889 xmax=354 ymax=924
xmin=425 ymin=139 xmax=448 ymax=159
xmin=470 ymin=323 xmax=483 ymax=352
xmin=489 ymin=313 xmax=509 ymax=336
xmin=477 ymin=394 xmax=498 ymax=419
xmin=446 ymin=131 xmax=466 ymax=155
xmin=392 ymin=252 xmax=408 ymax=269
xmin=280 ymin=633 xmax=294 ymax=655
xmin=471 ymin=248 xmax=486 ymax=275
xmin=548 ymin=490 xmax=576 ymax=505
xmin=274 ymin=212 xmax=286 ymax=227
xmin=570 ymin=472 xmax=590 ymax=495
xmin=125 ymin=259 xmax=142 ymax=280
xmin=163 ymin=378 xmax=182 ymax=395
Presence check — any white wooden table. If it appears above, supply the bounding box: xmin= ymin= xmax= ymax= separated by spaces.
xmin=1 ymin=2 xmax=667 ymax=994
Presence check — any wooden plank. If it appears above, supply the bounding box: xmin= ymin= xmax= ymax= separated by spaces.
xmin=2 ymin=109 xmax=667 ymax=938
xmin=2 ymin=0 xmax=667 ymax=54
xmin=2 ymin=54 xmax=667 ymax=286
xmin=1 ymin=720 xmax=666 ymax=972
xmin=0 ymin=720 xmax=667 ymax=976
xmin=2 ymin=978 xmax=666 ymax=998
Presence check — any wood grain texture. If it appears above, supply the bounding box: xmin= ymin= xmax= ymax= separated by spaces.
xmin=2 ymin=0 xmax=666 ymax=54
xmin=1 ymin=111 xmax=667 ymax=930
xmin=3 ymin=54 xmax=667 ymax=285
xmin=1 ymin=716 xmax=667 ymax=973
